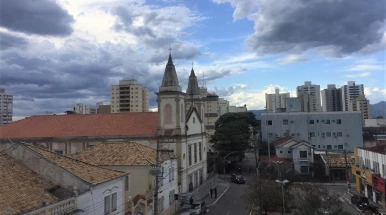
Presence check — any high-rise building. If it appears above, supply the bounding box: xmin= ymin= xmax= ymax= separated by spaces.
xmin=341 ymin=81 xmax=365 ymax=112
xmin=229 ymin=105 xmax=248 ymax=113
xmin=321 ymin=84 xmax=342 ymax=112
xmin=200 ymin=87 xmax=219 ymax=136
xmin=296 ymin=81 xmax=321 ymax=112
xmin=218 ymin=98 xmax=229 ymax=116
xmin=265 ymin=88 xmax=290 ymax=112
xmin=0 ymin=89 xmax=13 ymax=125
xmin=73 ymin=104 xmax=86 ymax=114
xmin=110 ymin=79 xmax=149 ymax=113
xmin=348 ymin=95 xmax=370 ymax=126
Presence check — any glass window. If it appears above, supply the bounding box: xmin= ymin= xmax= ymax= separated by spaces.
xmin=280 ymin=150 xmax=283 ymax=154
xmin=326 ymin=132 xmax=331 ymax=137
xmin=199 ymin=142 xmax=202 ymax=161
xmin=337 ymin=132 xmax=343 ymax=137
xmin=309 ymin=120 xmax=314 ymax=124
xmin=337 ymin=119 xmax=342 ymax=124
xmin=188 ymin=145 xmax=192 ymax=166
xmin=299 ymin=151 xmax=307 ymax=158
xmin=104 ymin=195 xmax=111 ymax=215
xmin=300 ymin=166 xmax=309 ymax=174
xmin=268 ymin=133 xmax=273 ymax=138
xmin=194 ymin=143 xmax=197 ymax=163
xmin=288 ymin=150 xmax=291 ymax=153
xmin=309 ymin=132 xmax=315 ymax=137
xmin=283 ymin=120 xmax=288 ymax=125
xmin=327 ymin=145 xmax=332 ymax=149
xmin=325 ymin=119 xmax=330 ymax=124
xmin=169 ymin=168 xmax=172 ymax=182
xmin=267 ymin=120 xmax=273 ymax=125
xmin=338 ymin=145 xmax=343 ymax=149
xmin=112 ymin=193 xmax=117 ymax=211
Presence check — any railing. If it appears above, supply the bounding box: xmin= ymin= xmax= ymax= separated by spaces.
xmin=25 ymin=197 xmax=76 ymax=215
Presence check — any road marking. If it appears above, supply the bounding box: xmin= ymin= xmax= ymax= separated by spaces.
xmin=226 ymin=211 xmax=230 ymax=215
xmin=339 ymin=198 xmax=344 ymax=202
xmin=207 ymin=182 xmax=231 ymax=206
xmin=234 ymin=200 xmax=236 ymax=204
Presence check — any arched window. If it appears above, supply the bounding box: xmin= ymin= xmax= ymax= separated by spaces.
xmin=164 ymin=104 xmax=173 ymax=124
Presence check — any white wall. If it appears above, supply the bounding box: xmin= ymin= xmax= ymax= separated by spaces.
xmin=158 ymin=158 xmax=178 ymax=213
xmin=261 ymin=112 xmax=363 ymax=151
xmin=78 ymin=177 xmax=125 ymax=215
xmin=365 ymin=118 xmax=386 ymax=128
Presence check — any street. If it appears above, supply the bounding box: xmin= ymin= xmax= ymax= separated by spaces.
xmin=325 ymin=185 xmax=362 ymax=215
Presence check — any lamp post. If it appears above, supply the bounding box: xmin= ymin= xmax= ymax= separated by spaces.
xmin=223 ymin=151 xmax=238 ymax=181
xmin=275 ymin=179 xmax=289 ymax=215
xmin=272 ymin=161 xmax=283 ymax=179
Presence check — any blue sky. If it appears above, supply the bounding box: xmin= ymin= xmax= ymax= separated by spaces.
xmin=0 ymin=0 xmax=385 ymax=119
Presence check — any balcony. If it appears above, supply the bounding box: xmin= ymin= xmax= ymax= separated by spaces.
xmin=25 ymin=197 xmax=78 ymax=215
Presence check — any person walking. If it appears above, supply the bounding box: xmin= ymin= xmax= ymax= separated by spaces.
xmin=190 ymin=196 xmax=194 ymax=205
xmin=210 ymin=188 xmax=213 ymax=198
xmin=214 ymin=187 xmax=218 ymax=198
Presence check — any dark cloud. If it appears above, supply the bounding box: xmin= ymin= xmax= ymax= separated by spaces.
xmin=0 ymin=0 xmax=74 ymax=36
xmin=244 ymin=0 xmax=386 ymax=56
xmin=0 ymin=32 xmax=28 ymax=49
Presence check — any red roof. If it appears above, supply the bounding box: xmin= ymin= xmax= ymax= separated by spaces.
xmin=361 ymin=145 xmax=386 ymax=154
xmin=0 ymin=112 xmax=158 ymax=139
xmin=271 ymin=136 xmax=293 ymax=146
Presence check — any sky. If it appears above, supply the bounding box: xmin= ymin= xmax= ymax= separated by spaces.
xmin=0 ymin=0 xmax=385 ymax=120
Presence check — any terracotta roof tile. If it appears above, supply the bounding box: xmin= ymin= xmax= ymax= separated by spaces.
xmin=0 ymin=154 xmax=59 ymax=214
xmin=361 ymin=145 xmax=386 ymax=155
xmin=321 ymin=153 xmax=355 ymax=168
xmin=25 ymin=144 xmax=127 ymax=185
xmin=271 ymin=136 xmax=293 ymax=147
xmin=68 ymin=142 xmax=172 ymax=166
xmin=0 ymin=112 xmax=158 ymax=139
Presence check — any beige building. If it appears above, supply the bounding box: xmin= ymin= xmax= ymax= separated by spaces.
xmin=229 ymin=105 xmax=248 ymax=113
xmin=321 ymin=84 xmax=342 ymax=112
xmin=218 ymin=98 xmax=229 ymax=116
xmin=0 ymin=88 xmax=13 ymax=125
xmin=342 ymin=81 xmax=365 ymax=112
xmin=265 ymin=88 xmax=290 ymax=112
xmin=348 ymin=95 xmax=370 ymax=126
xmin=200 ymin=87 xmax=219 ymax=136
xmin=296 ymin=81 xmax=322 ymax=112
xmin=111 ymin=79 xmax=149 ymax=113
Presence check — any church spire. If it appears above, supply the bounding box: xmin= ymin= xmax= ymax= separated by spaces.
xmin=186 ymin=65 xmax=200 ymax=95
xmin=159 ymin=50 xmax=181 ymax=92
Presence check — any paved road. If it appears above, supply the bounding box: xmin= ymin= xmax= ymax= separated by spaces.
xmin=325 ymin=185 xmax=362 ymax=215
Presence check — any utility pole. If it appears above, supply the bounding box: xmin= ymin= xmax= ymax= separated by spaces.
xmin=153 ymin=136 xmax=174 ymax=215
xmin=252 ymin=133 xmax=262 ymax=215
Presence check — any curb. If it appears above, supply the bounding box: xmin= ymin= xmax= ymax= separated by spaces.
xmin=207 ymin=182 xmax=230 ymax=207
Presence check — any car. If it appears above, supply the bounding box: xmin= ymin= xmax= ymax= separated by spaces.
xmin=350 ymin=194 xmax=369 ymax=207
xmin=189 ymin=200 xmax=208 ymax=215
xmin=231 ymin=174 xmax=246 ymax=184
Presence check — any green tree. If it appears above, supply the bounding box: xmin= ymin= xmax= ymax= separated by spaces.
xmin=210 ymin=112 xmax=258 ymax=153
xmin=244 ymin=178 xmax=282 ymax=214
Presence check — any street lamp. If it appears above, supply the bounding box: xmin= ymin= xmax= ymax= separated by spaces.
xmin=273 ymin=161 xmax=283 ymax=179
xmin=275 ymin=179 xmax=289 ymax=215
xmin=223 ymin=151 xmax=238 ymax=181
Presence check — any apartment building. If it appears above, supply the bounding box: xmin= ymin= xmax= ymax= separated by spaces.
xmin=296 ymin=81 xmax=321 ymax=112
xmin=261 ymin=111 xmax=363 ymax=151
xmin=265 ymin=88 xmax=290 ymax=112
xmin=321 ymin=84 xmax=342 ymax=112
xmin=348 ymin=95 xmax=370 ymax=126
xmin=111 ymin=79 xmax=149 ymax=113
xmin=0 ymin=88 xmax=13 ymax=125
xmin=341 ymin=81 xmax=365 ymax=112
xmin=285 ymin=97 xmax=303 ymax=112
xmin=353 ymin=145 xmax=386 ymax=206
xmin=200 ymin=87 xmax=219 ymax=136
xmin=365 ymin=118 xmax=386 ymax=128
xmin=229 ymin=105 xmax=248 ymax=113
xmin=219 ymin=98 xmax=229 ymax=116
xmin=73 ymin=103 xmax=86 ymax=114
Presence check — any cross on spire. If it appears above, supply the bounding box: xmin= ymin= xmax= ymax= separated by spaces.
xmin=169 ymin=44 xmax=172 ymax=53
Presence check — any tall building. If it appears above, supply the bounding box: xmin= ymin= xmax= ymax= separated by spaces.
xmin=265 ymin=88 xmax=290 ymax=112
xmin=218 ymin=98 xmax=229 ymax=116
xmin=341 ymin=81 xmax=364 ymax=112
xmin=348 ymin=95 xmax=370 ymax=126
xmin=200 ymin=87 xmax=219 ymax=136
xmin=73 ymin=103 xmax=86 ymax=114
xmin=110 ymin=79 xmax=149 ymax=113
xmin=0 ymin=89 xmax=13 ymax=125
xmin=321 ymin=84 xmax=342 ymax=111
xmin=229 ymin=105 xmax=248 ymax=113
xmin=296 ymin=81 xmax=321 ymax=112
xmin=285 ymin=97 xmax=303 ymax=112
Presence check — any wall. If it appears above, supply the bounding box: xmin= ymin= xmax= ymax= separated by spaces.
xmin=158 ymin=159 xmax=179 ymax=215
xmin=365 ymin=118 xmax=386 ymax=128
xmin=292 ymin=145 xmax=314 ymax=174
xmin=78 ymin=177 xmax=124 ymax=215
xmin=261 ymin=112 xmax=363 ymax=151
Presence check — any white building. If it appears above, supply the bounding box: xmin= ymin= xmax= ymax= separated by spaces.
xmin=273 ymin=137 xmax=314 ymax=174
xmin=229 ymin=105 xmax=248 ymax=113
xmin=200 ymin=87 xmax=219 ymax=136
xmin=365 ymin=118 xmax=386 ymax=128
xmin=265 ymin=88 xmax=290 ymax=112
xmin=285 ymin=97 xmax=303 ymax=112
xmin=218 ymin=98 xmax=229 ymax=116
xmin=111 ymin=79 xmax=150 ymax=113
xmin=261 ymin=111 xmax=363 ymax=151
xmin=73 ymin=103 xmax=86 ymax=114
xmin=321 ymin=84 xmax=342 ymax=112
xmin=341 ymin=81 xmax=365 ymax=112
xmin=0 ymin=88 xmax=13 ymax=125
xmin=348 ymin=95 xmax=370 ymax=126
xmin=296 ymin=81 xmax=321 ymax=112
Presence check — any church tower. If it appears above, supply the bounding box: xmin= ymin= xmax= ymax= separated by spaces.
xmin=157 ymin=53 xmax=186 ymax=136
xmin=185 ymin=67 xmax=204 ymax=121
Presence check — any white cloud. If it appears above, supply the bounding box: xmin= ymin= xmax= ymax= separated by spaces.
xmin=276 ymin=54 xmax=308 ymax=65
xmin=365 ymin=86 xmax=386 ymax=103
xmin=346 ymin=72 xmax=371 ymax=78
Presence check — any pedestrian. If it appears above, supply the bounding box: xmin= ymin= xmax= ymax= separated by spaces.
xmin=210 ymin=188 xmax=213 ymax=198
xmin=189 ymin=196 xmax=194 ymax=205
xmin=214 ymin=187 xmax=217 ymax=198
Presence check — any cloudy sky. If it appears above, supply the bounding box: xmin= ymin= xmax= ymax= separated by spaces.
xmin=1 ymin=0 xmax=385 ymax=120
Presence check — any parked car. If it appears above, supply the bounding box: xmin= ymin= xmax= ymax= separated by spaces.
xmin=189 ymin=200 xmax=208 ymax=215
xmin=350 ymin=194 xmax=369 ymax=207
xmin=231 ymin=174 xmax=246 ymax=184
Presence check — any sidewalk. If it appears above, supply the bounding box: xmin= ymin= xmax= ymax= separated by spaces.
xmin=346 ymin=190 xmax=386 ymax=214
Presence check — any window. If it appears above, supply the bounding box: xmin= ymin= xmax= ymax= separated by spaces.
xmin=112 ymin=193 xmax=117 ymax=212
xmin=193 ymin=117 xmax=195 ymax=123
xmin=316 ymin=120 xmax=319 ymax=123
xmin=326 ymin=132 xmax=331 ymax=137
xmin=125 ymin=174 xmax=130 ymax=191
xmin=188 ymin=145 xmax=192 ymax=166
xmin=54 ymin=150 xmax=63 ymax=155
xmin=337 ymin=132 xmax=343 ymax=137
xmin=172 ymin=167 xmax=175 ymax=180
xmin=268 ymin=133 xmax=273 ymax=138
xmin=194 ymin=143 xmax=197 ymax=163
xmin=104 ymin=195 xmax=111 ymax=215
xmin=337 ymin=119 xmax=342 ymax=124
xmin=338 ymin=145 xmax=343 ymax=149
xmin=169 ymin=168 xmax=172 ymax=182
xmin=288 ymin=150 xmax=291 ymax=153
xmin=299 ymin=151 xmax=307 ymax=158
xmin=280 ymin=150 xmax=283 ymax=154
xmin=199 ymin=142 xmax=202 ymax=161
xmin=325 ymin=119 xmax=330 ymax=124
xmin=327 ymin=145 xmax=332 ymax=149
xmin=300 ymin=166 xmax=309 ymax=174
xmin=309 ymin=132 xmax=315 ymax=137
xmin=309 ymin=120 xmax=314 ymax=124
xmin=283 ymin=120 xmax=288 ymax=125
xmin=267 ymin=120 xmax=273 ymax=125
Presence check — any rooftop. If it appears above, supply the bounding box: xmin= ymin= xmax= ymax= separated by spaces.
xmin=0 ymin=154 xmax=61 ymax=214
xmin=261 ymin=111 xmax=361 ymax=116
xmin=25 ymin=143 xmax=127 ymax=185
xmin=0 ymin=112 xmax=158 ymax=139
xmin=320 ymin=153 xmax=355 ymax=168
xmin=68 ymin=142 xmax=173 ymax=166
xmin=360 ymin=145 xmax=386 ymax=155
xmin=271 ymin=136 xmax=293 ymax=147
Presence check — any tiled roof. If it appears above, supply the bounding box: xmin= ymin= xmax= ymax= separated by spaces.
xmin=68 ymin=142 xmax=171 ymax=166
xmin=321 ymin=153 xmax=355 ymax=168
xmin=0 ymin=112 xmax=158 ymax=139
xmin=0 ymin=154 xmax=60 ymax=214
xmin=25 ymin=144 xmax=127 ymax=185
xmin=361 ymin=145 xmax=386 ymax=155
xmin=271 ymin=136 xmax=293 ymax=146
xmin=363 ymin=134 xmax=376 ymax=141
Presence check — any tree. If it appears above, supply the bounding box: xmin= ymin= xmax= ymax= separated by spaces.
xmin=210 ymin=112 xmax=258 ymax=153
xmin=290 ymin=183 xmax=350 ymax=215
xmin=244 ymin=178 xmax=282 ymax=214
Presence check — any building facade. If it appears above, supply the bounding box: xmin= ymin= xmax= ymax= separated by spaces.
xmin=285 ymin=97 xmax=303 ymax=112
xmin=261 ymin=111 xmax=363 ymax=151
xmin=348 ymin=95 xmax=370 ymax=126
xmin=321 ymin=84 xmax=342 ymax=112
xmin=265 ymin=88 xmax=290 ymax=112
xmin=296 ymin=81 xmax=321 ymax=112
xmin=0 ymin=88 xmax=13 ymax=125
xmin=200 ymin=87 xmax=219 ymax=136
xmin=218 ymin=98 xmax=229 ymax=116
xmin=111 ymin=79 xmax=149 ymax=113
xmin=341 ymin=81 xmax=365 ymax=112
xmin=229 ymin=105 xmax=248 ymax=113
xmin=365 ymin=118 xmax=386 ymax=128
